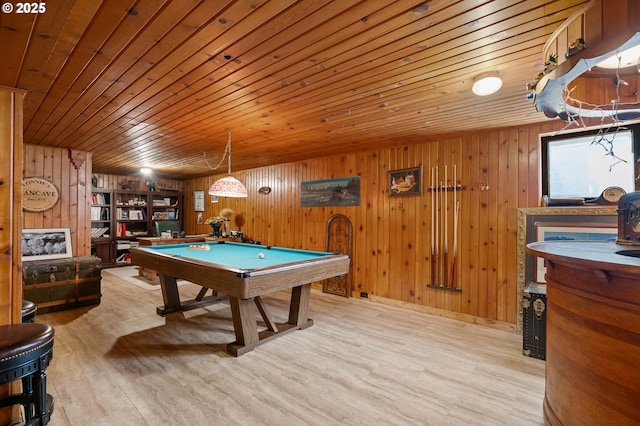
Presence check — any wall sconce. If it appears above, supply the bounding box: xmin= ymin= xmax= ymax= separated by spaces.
xmin=472 ymin=71 xmax=503 ymax=96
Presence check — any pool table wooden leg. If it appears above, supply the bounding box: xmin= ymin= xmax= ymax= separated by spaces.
xmin=158 ymin=274 xmax=181 ymax=314
xmin=228 ymin=297 xmax=259 ymax=348
xmin=289 ymin=283 xmax=311 ymax=325
xmin=226 ymin=286 xmax=314 ymax=357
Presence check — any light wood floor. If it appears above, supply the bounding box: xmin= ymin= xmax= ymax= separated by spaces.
xmin=37 ymin=270 xmax=546 ymax=425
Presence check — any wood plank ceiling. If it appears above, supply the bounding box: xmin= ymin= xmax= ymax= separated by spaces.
xmin=0 ymin=0 xmax=589 ymax=179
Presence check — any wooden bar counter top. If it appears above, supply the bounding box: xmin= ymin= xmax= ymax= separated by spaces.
xmin=526 ymin=241 xmax=640 ymax=426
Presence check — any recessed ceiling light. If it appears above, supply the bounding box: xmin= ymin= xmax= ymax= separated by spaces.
xmin=472 ymin=71 xmax=503 ymax=96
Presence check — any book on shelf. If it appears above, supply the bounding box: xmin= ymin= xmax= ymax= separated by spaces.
xmin=91 ymin=227 xmax=109 ymax=238
xmin=91 ymin=192 xmax=107 ymax=205
xmin=91 ymin=206 xmax=101 ymax=220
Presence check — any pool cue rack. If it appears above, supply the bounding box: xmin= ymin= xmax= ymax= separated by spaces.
xmin=426 ymin=165 xmax=464 ymax=291
xmin=426 ymin=184 xmax=465 ymax=192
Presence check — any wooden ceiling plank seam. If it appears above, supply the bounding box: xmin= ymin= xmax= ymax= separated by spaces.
xmin=38 ymin=0 xmax=211 ymax=148
xmin=24 ymin=0 xmax=141 ymax=142
xmin=218 ymin=27 xmax=556 ymax=129
xmin=81 ymin=1 xmax=496 ymax=165
xmin=75 ymin=0 xmax=384 ymax=155
xmin=16 ymin=5 xmax=74 ymax=90
xmin=82 ymin=23 xmax=548 ymax=160
xmin=115 ymin=0 xmax=556 ymax=147
xmin=54 ymin=0 xmax=293 ymax=150
xmin=292 ymin=37 xmax=553 ymax=122
xmin=56 ymin=0 xmax=456 ymax=153
xmin=25 ymin=0 xmax=238 ymax=145
xmin=32 ymin=2 xmax=239 ymax=151
xmin=21 ymin=0 xmax=104 ymax=126
xmin=35 ymin=0 xmax=181 ymax=147
xmin=144 ymin=30 xmax=552 ymax=149
xmin=231 ymin=0 xmax=568 ymax=118
xmin=75 ymin=0 xmax=333 ymax=150
xmin=0 ymin=12 xmax=37 ymax=88
xmin=76 ymin=0 xmax=496 ymax=155
xmin=146 ymin=0 xmax=480 ymax=133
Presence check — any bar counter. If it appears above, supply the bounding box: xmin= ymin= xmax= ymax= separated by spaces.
xmin=526 ymin=241 xmax=640 ymax=426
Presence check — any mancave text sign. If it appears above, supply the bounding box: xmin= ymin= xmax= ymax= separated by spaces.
xmin=22 ymin=177 xmax=60 ymax=212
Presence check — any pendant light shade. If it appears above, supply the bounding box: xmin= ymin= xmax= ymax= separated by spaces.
xmin=207 ymin=132 xmax=248 ymax=198
xmin=208 ymin=176 xmax=248 ymax=198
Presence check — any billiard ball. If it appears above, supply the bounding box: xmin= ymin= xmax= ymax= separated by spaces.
xmin=258 ymin=253 xmax=265 ymax=259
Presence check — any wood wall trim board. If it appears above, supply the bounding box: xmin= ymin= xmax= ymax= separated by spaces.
xmin=0 ymin=83 xmax=25 ymax=426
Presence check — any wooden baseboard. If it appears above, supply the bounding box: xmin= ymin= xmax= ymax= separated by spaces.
xmin=352 ymin=292 xmax=516 ymax=333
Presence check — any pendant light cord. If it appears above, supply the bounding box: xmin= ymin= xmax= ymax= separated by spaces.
xmin=203 ymin=132 xmax=233 ymax=172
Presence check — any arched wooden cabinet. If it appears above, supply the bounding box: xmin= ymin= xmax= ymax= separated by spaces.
xmin=323 ymin=214 xmax=352 ymax=297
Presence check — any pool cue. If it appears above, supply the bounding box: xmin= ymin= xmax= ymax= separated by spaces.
xmin=443 ymin=165 xmax=448 ymax=286
xmin=435 ymin=166 xmax=439 ymax=285
xmin=431 ymin=167 xmax=436 ymax=285
xmin=439 ymin=178 xmax=444 ymax=285
xmin=450 ymin=165 xmax=456 ymax=287
xmin=449 ymin=199 xmax=460 ymax=288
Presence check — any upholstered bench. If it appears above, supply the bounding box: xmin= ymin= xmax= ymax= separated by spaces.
xmin=0 ymin=323 xmax=55 ymax=425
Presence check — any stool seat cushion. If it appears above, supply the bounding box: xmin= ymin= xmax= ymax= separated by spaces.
xmin=0 ymin=324 xmax=54 ymax=364
xmin=21 ymin=300 xmax=38 ymax=323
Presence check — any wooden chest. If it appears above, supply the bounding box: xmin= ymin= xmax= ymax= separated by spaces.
xmin=22 ymin=256 xmax=102 ymax=313
xmin=522 ymin=282 xmax=546 ymax=360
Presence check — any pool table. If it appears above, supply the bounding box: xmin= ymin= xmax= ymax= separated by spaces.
xmin=130 ymin=241 xmax=350 ymax=356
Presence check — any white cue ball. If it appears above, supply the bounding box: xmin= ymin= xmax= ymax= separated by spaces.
xmin=258 ymin=253 xmax=265 ymax=259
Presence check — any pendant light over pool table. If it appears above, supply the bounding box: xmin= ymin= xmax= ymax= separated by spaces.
xmin=208 ymin=133 xmax=248 ymax=198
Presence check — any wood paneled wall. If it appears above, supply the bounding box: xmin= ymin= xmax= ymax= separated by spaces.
xmin=23 ymin=144 xmax=93 ymax=258
xmin=182 ymin=120 xmax=570 ymax=329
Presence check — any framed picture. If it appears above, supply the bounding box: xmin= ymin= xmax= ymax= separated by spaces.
xmin=300 ymin=177 xmax=360 ymax=207
xmin=194 ymin=190 xmax=205 ymax=211
xmin=22 ymin=228 xmax=73 ymax=261
xmin=389 ymin=166 xmax=422 ymax=197
xmin=210 ymin=194 xmax=218 ymax=203
xmin=534 ymin=222 xmax=617 ymax=282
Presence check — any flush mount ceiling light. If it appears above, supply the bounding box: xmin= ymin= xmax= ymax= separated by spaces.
xmin=207 ymin=133 xmax=248 ymax=198
xmin=596 ymin=44 xmax=640 ymax=69
xmin=472 ymin=72 xmax=503 ymax=96
xmin=140 ymin=167 xmax=152 ymax=175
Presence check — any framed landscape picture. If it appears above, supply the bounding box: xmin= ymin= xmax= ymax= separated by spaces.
xmin=22 ymin=228 xmax=73 ymax=261
xmin=300 ymin=177 xmax=360 ymax=207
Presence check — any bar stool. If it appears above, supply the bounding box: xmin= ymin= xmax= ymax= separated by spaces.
xmin=0 ymin=323 xmax=55 ymax=425
xmin=21 ymin=300 xmax=38 ymax=323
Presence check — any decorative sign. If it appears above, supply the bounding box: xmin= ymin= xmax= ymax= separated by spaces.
xmin=22 ymin=177 xmax=60 ymax=212
xmin=194 ymin=190 xmax=205 ymax=211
